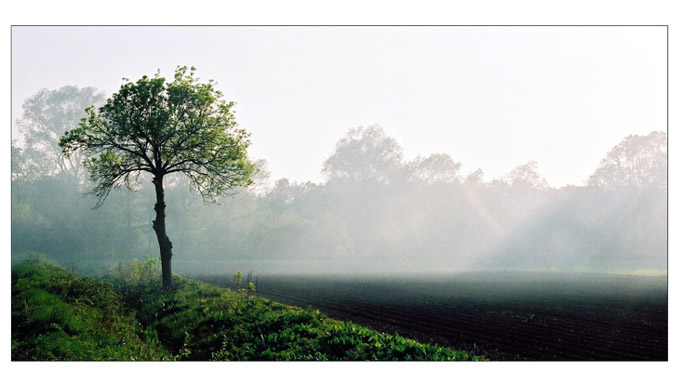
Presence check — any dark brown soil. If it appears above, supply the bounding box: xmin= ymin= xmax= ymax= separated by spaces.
xmin=199 ymin=271 xmax=667 ymax=361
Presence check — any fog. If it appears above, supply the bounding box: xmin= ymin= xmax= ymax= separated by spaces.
xmin=11 ymin=90 xmax=667 ymax=276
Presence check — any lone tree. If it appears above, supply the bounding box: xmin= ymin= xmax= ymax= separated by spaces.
xmin=60 ymin=66 xmax=256 ymax=288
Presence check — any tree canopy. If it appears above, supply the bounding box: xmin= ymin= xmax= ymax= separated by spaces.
xmin=60 ymin=66 xmax=256 ymax=288
xmin=60 ymin=66 xmax=255 ymax=206
xmin=506 ymin=161 xmax=549 ymax=190
xmin=17 ymin=85 xmax=105 ymax=182
xmin=322 ymin=125 xmax=404 ymax=183
xmin=587 ymin=131 xmax=667 ymax=188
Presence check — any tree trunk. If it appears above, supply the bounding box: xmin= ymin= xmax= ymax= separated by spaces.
xmin=152 ymin=174 xmax=173 ymax=289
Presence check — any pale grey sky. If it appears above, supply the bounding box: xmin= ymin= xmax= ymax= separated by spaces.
xmin=11 ymin=26 xmax=667 ymax=187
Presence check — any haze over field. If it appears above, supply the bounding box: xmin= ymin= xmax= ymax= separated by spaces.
xmin=10 ymin=26 xmax=667 ymax=276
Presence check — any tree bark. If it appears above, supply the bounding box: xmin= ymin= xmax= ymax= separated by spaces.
xmin=152 ymin=174 xmax=173 ymax=289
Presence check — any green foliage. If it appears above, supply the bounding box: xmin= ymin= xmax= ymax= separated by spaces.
xmin=11 ymin=258 xmax=170 ymax=360
xmin=115 ymin=256 xmax=162 ymax=284
xmin=233 ymin=271 xmax=242 ymax=290
xmin=59 ymin=66 xmax=256 ymax=206
xmin=318 ymin=322 xmax=475 ymax=360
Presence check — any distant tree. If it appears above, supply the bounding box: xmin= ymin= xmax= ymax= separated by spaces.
xmin=409 ymin=153 xmax=462 ymax=184
xmin=249 ymin=159 xmax=273 ymax=196
xmin=11 ymin=140 xmax=26 ymax=182
xmin=506 ymin=161 xmax=549 ymax=190
xmin=60 ymin=66 xmax=256 ymax=288
xmin=464 ymin=168 xmax=486 ymax=187
xmin=588 ymin=131 xmax=667 ymax=188
xmin=322 ymin=125 xmax=404 ymax=183
xmin=17 ymin=86 xmax=105 ymax=182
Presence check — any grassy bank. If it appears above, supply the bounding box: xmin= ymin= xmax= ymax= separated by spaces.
xmin=11 ymin=257 xmax=484 ymax=361
xmin=11 ymin=257 xmax=169 ymax=360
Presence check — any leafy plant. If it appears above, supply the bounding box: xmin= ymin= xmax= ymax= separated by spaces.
xmin=233 ymin=271 xmax=242 ymax=291
xmin=11 ymin=258 xmax=170 ymax=360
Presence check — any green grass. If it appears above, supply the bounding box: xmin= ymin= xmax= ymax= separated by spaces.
xmin=12 ymin=257 xmax=484 ymax=361
xmin=11 ymin=257 xmax=170 ymax=360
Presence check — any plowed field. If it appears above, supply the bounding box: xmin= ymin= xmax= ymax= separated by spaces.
xmin=199 ymin=272 xmax=667 ymax=360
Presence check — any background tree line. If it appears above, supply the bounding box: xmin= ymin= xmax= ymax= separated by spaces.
xmin=11 ymin=86 xmax=667 ymax=275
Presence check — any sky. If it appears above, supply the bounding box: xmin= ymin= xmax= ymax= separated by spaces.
xmin=11 ymin=26 xmax=667 ymax=187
